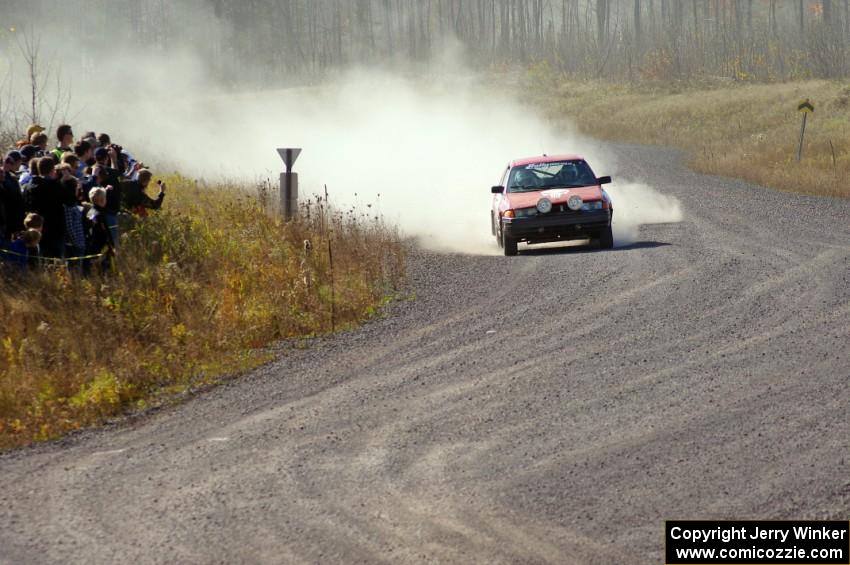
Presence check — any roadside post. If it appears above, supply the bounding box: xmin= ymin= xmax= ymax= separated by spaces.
xmin=796 ymin=99 xmax=814 ymax=162
xmin=276 ymin=147 xmax=302 ymax=220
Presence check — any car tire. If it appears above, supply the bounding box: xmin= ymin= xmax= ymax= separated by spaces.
xmin=502 ymin=227 xmax=518 ymax=256
xmin=599 ymin=225 xmax=614 ymax=250
xmin=490 ymin=212 xmax=496 ymax=236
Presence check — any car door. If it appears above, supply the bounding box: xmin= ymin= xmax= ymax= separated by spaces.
xmin=492 ymin=165 xmax=510 ymax=234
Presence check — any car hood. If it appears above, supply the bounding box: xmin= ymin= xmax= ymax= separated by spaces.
xmin=505 ymin=186 xmax=604 ymax=209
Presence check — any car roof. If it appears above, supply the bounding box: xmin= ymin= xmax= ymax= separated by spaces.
xmin=509 ymin=154 xmax=584 ymax=167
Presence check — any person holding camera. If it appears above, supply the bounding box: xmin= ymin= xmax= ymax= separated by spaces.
xmin=120 ymin=169 xmax=165 ymax=218
xmin=97 ymin=133 xmax=137 ymax=178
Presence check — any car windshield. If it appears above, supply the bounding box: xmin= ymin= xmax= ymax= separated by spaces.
xmin=507 ymin=160 xmax=597 ymax=192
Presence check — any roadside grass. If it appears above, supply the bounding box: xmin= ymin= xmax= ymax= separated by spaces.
xmin=0 ymin=176 xmax=405 ymax=449
xmin=539 ymin=78 xmax=850 ymax=198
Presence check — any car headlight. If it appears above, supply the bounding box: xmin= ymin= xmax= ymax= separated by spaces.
xmin=581 ymin=200 xmax=603 ymax=211
xmin=514 ymin=207 xmax=539 ymax=218
xmin=567 ymin=195 xmax=583 ymax=211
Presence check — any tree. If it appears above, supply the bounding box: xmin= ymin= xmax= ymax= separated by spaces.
xmin=634 ymin=0 xmax=641 ymax=51
xmin=15 ymin=27 xmax=72 ymax=129
xmin=596 ymin=0 xmax=610 ymax=46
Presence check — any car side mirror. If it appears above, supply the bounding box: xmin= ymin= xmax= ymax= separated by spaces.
xmin=491 ymin=185 xmax=505 ymax=194
xmin=597 ymin=176 xmax=612 ymax=185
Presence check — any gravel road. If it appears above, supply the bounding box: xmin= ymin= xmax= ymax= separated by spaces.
xmin=1 ymin=143 xmax=849 ymax=564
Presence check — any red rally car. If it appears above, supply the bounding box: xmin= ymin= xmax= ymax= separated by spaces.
xmin=490 ymin=154 xmax=614 ymax=256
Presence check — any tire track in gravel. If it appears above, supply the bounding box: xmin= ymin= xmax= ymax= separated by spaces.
xmin=1 ymin=142 xmax=849 ymax=564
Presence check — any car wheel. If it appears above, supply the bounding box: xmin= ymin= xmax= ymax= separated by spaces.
xmin=502 ymin=226 xmax=518 ymax=256
xmin=490 ymin=212 xmax=496 ymax=236
xmin=599 ymin=225 xmax=614 ymax=250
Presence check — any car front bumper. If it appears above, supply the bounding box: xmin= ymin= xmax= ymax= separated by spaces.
xmin=503 ymin=209 xmax=611 ymax=243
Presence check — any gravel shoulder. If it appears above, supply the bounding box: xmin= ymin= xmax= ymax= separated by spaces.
xmin=1 ymin=143 xmax=849 ymax=564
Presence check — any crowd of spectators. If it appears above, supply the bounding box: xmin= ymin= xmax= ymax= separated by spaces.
xmin=1 ymin=124 xmax=167 ymax=274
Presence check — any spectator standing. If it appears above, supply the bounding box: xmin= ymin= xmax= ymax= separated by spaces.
xmin=20 ymin=157 xmax=41 ymax=204
xmin=73 ymin=141 xmax=94 ymax=177
xmin=2 ymin=151 xmax=25 ymax=240
xmin=93 ymin=163 xmax=122 ymax=245
xmin=18 ymin=146 xmax=38 ymax=177
xmin=24 ymin=212 xmax=44 ymax=233
xmin=30 ymin=132 xmax=48 ymax=156
xmin=15 ymin=125 xmax=45 ymax=149
xmin=121 ymin=169 xmax=165 ymax=217
xmin=4 ymin=150 xmax=22 ymax=176
xmin=3 ymin=213 xmax=45 ymax=270
xmin=62 ymin=177 xmax=86 ymax=262
xmin=18 ymin=157 xmax=35 ymax=186
xmin=81 ymin=132 xmax=98 ymax=147
xmin=0 ymin=168 xmax=6 ymax=242
xmin=85 ymin=187 xmax=114 ymax=274
xmin=98 ymin=133 xmax=137 ymax=177
xmin=3 ymin=150 xmax=23 ymax=175
xmin=4 ymin=229 xmax=42 ymax=271
xmin=60 ymin=154 xmax=82 ymax=178
xmin=51 ymin=125 xmax=74 ymax=161
xmin=26 ymin=158 xmax=76 ymax=258
xmin=55 ymin=163 xmax=75 ymax=182
xmin=94 ymin=148 xmax=122 ymax=184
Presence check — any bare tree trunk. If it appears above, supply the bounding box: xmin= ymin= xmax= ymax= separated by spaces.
xmin=823 ymin=0 xmax=834 ymax=26
xmin=596 ymin=0 xmax=608 ymax=46
xmin=16 ymin=27 xmax=71 ymax=128
xmin=500 ymin=0 xmax=510 ymax=57
xmin=769 ymin=0 xmax=777 ymax=37
xmin=647 ymin=0 xmax=655 ymax=37
xmin=734 ymin=0 xmax=743 ymax=41
xmin=672 ymin=0 xmax=683 ymax=36
xmin=384 ymin=0 xmax=394 ymax=57
xmin=634 ymin=0 xmax=641 ymax=51
xmin=490 ymin=0 xmax=496 ymax=61
xmin=844 ymin=0 xmax=850 ymax=37
xmin=692 ymin=0 xmax=699 ymax=40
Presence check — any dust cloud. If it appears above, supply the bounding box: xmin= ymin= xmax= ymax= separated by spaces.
xmin=607 ymin=181 xmax=684 ymax=245
xmin=11 ymin=42 xmax=682 ymax=253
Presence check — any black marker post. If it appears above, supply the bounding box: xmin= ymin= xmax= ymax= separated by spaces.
xmin=277 ymin=148 xmax=302 ymax=220
xmin=796 ymin=99 xmax=815 ymax=163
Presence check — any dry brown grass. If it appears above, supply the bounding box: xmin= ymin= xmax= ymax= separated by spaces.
xmin=540 ymin=78 xmax=850 ymax=198
xmin=0 ymin=176 xmax=405 ymax=449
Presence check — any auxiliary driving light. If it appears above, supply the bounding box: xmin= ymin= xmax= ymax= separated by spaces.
xmin=567 ymin=195 xmax=583 ymax=211
xmin=536 ymin=198 xmax=553 ymax=214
